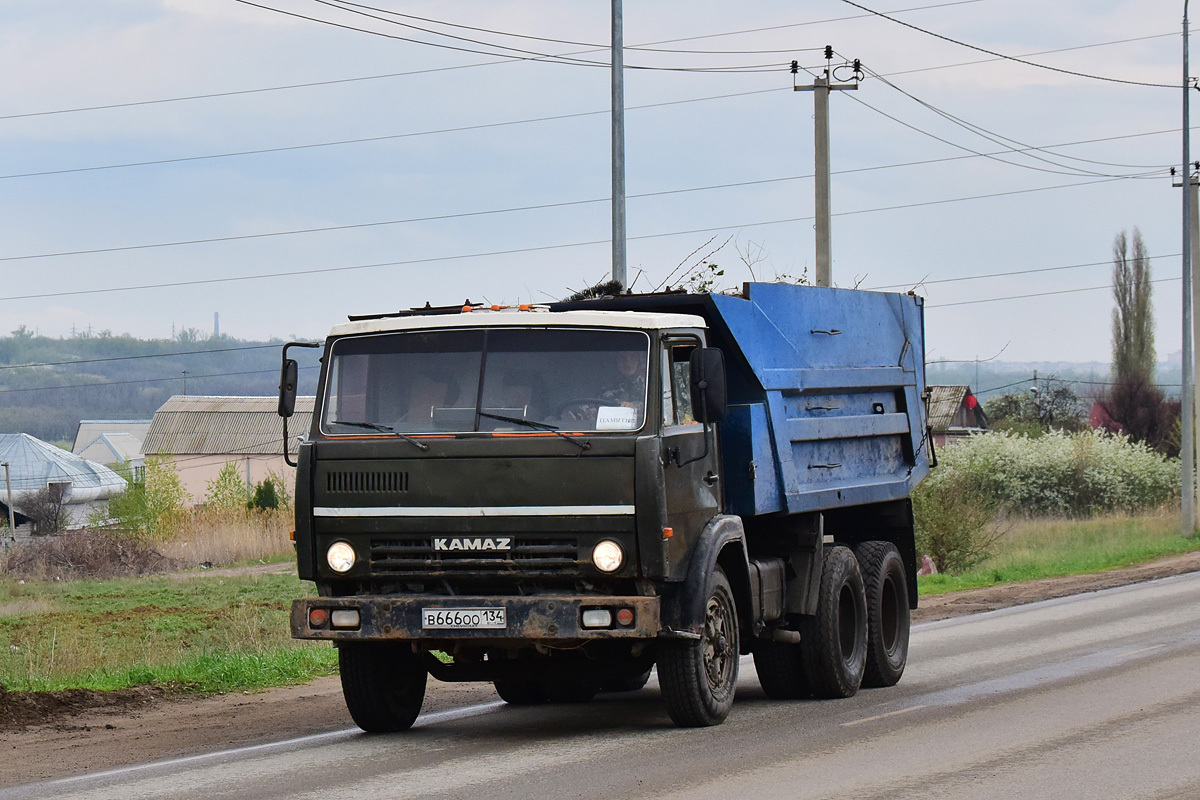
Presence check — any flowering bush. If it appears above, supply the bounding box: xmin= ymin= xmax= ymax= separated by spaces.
xmin=927 ymin=429 xmax=1178 ymax=517
xmin=913 ymin=429 xmax=1178 ymax=573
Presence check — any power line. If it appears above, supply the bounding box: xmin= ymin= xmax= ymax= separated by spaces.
xmin=0 ymin=1 xmax=979 ymax=122
xmin=928 ymin=275 xmax=1181 ymax=308
xmin=845 ymin=78 xmax=1170 ymax=179
xmin=868 ymin=252 xmax=1184 ymax=291
xmin=0 ymin=126 xmax=1175 ymax=265
xmin=0 ymin=87 xmax=788 ymax=182
xmin=880 ymin=32 xmax=1177 ymax=80
xmin=0 ymin=344 xmax=283 ymax=371
xmin=236 ymin=0 xmax=787 ymax=74
xmin=859 ymin=65 xmax=1170 ymax=174
xmin=0 ymin=174 xmax=1143 ymax=303
xmin=837 ymin=0 xmax=1177 ymax=88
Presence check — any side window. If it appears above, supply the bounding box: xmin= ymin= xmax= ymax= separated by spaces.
xmin=661 ymin=341 xmax=698 ymax=427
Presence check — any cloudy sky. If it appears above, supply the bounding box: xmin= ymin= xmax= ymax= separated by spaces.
xmin=0 ymin=0 xmax=1192 ymax=364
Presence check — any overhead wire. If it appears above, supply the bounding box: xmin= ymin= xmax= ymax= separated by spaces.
xmin=836 ymin=0 xmax=1177 ymax=88
xmin=857 ymin=63 xmax=1171 ymax=174
xmin=0 ymin=1 xmax=978 ymax=121
xmin=2 ymin=126 xmax=1177 ymax=265
xmin=0 ymin=86 xmax=792 ymax=182
xmin=841 ymin=68 xmax=1171 ymax=180
xmin=0 ymin=174 xmax=1146 ymax=303
xmin=234 ymin=0 xmax=787 ymax=73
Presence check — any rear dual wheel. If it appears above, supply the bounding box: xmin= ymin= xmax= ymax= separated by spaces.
xmin=753 ymin=546 xmax=868 ymax=700
xmin=856 ymin=541 xmax=911 ymax=688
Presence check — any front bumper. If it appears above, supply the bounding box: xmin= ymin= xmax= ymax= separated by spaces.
xmin=291 ymin=594 xmax=661 ymax=642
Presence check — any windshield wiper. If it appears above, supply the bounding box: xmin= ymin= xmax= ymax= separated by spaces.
xmin=477 ymin=412 xmax=590 ymax=451
xmin=330 ymin=420 xmax=430 ymax=452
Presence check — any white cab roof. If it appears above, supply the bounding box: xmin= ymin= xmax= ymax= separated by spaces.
xmin=330 ymin=309 xmax=707 ymax=337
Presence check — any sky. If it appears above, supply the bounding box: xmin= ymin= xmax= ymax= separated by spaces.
xmin=0 ymin=0 xmax=1194 ymax=365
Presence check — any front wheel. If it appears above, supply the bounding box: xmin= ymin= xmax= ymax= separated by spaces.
xmin=658 ymin=565 xmax=740 ymax=727
xmin=339 ymin=642 xmax=427 ymax=732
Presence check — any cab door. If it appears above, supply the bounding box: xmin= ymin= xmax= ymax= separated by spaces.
xmin=660 ymin=337 xmax=721 ymax=573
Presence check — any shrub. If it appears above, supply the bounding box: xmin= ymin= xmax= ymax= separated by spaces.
xmin=205 ymin=462 xmax=249 ymax=513
xmin=103 ymin=456 xmax=188 ymax=540
xmin=912 ymin=473 xmax=1005 ymax=574
xmin=913 ymin=429 xmax=1178 ymax=573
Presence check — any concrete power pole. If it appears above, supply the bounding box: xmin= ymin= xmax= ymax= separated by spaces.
xmin=1182 ymin=2 xmax=1196 ymax=536
xmin=611 ymin=0 xmax=627 ymax=289
xmin=795 ymin=48 xmax=858 ymax=287
xmin=1173 ymin=163 xmax=1200 ymax=531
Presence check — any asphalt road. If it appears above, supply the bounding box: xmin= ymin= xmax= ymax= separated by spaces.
xmin=6 ymin=573 xmax=1200 ymax=800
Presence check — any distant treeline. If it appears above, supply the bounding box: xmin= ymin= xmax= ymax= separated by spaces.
xmin=0 ymin=328 xmax=322 ymax=443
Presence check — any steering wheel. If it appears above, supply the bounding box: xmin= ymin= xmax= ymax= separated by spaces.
xmin=551 ymin=397 xmax=612 ymax=419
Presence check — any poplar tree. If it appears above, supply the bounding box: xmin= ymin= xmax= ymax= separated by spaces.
xmin=1111 ymin=228 xmax=1155 ymax=383
xmin=1102 ymin=228 xmax=1176 ymax=453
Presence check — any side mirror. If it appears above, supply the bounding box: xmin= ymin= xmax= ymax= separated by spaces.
xmin=690 ymin=348 xmax=727 ymax=424
xmin=278 ymin=358 xmax=298 ymax=418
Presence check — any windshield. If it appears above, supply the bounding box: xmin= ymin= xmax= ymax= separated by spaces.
xmin=321 ymin=327 xmax=649 ymax=435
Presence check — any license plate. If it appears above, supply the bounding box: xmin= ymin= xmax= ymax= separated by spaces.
xmin=421 ymin=607 xmax=507 ymax=630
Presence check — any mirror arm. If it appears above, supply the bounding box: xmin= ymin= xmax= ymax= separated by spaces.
xmin=279 ymin=341 xmax=321 ymax=468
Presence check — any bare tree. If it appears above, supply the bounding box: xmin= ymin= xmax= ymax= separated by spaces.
xmin=22 ymin=483 xmax=69 ymax=535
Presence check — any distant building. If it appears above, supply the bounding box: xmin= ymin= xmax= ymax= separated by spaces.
xmin=0 ymin=433 xmax=127 ymax=533
xmin=141 ymin=396 xmax=314 ymax=505
xmin=927 ymin=385 xmax=988 ymax=447
xmin=72 ymin=419 xmax=151 ymax=480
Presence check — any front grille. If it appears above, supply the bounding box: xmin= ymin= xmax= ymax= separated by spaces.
xmin=370 ymin=536 xmax=578 ymax=578
xmin=326 ymin=470 xmax=408 ymax=493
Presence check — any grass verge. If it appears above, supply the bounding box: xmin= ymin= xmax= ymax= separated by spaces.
xmin=0 ymin=572 xmax=335 ymax=694
xmin=919 ymin=509 xmax=1200 ymax=595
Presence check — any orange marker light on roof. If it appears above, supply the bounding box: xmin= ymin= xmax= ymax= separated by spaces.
xmin=519 ymin=304 xmax=531 ymax=311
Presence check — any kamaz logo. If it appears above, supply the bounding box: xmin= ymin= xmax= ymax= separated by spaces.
xmin=433 ymin=537 xmax=513 ymax=552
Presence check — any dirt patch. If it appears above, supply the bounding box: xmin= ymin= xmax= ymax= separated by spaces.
xmin=911 ymin=550 xmax=1200 ymax=623
xmin=0 ymin=684 xmax=163 ymax=731
xmin=2 ymin=553 xmax=1199 ymax=787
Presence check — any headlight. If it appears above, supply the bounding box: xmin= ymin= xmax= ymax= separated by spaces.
xmin=591 ymin=540 xmax=624 ymax=573
xmin=326 ymin=541 xmax=357 ymax=573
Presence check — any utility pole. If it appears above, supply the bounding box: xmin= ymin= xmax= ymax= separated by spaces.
xmin=1 ymin=461 xmax=14 ymax=541
xmin=1172 ymin=161 xmax=1200 ymax=530
xmin=611 ymin=0 xmax=627 ymax=289
xmin=1182 ymin=1 xmax=1196 ymax=536
xmin=795 ymin=47 xmax=858 ymax=287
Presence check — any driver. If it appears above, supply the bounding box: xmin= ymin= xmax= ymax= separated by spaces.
xmin=598 ymin=350 xmax=646 ymax=410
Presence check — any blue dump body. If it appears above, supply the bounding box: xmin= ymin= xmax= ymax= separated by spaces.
xmin=557 ymin=282 xmax=930 ymax=518
xmin=709 ymin=283 xmax=929 ymax=517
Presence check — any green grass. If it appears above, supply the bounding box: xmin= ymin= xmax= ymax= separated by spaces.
xmin=919 ymin=510 xmax=1200 ymax=595
xmin=0 ymin=572 xmax=336 ymax=693
xmin=5 ymin=510 xmax=1199 ymax=695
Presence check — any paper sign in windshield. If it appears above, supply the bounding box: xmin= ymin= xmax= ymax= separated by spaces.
xmin=596 ymin=406 xmax=639 ymax=431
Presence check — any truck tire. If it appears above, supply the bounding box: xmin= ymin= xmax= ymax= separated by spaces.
xmin=658 ymin=565 xmax=739 ymax=727
xmin=856 ymin=541 xmax=910 ymax=688
xmin=752 ymin=638 xmax=809 ymax=699
xmin=600 ymin=668 xmax=652 ymax=693
xmin=798 ymin=546 xmax=867 ymax=699
xmin=493 ymin=680 xmax=545 ymax=705
xmin=338 ymin=642 xmax=427 ymax=732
